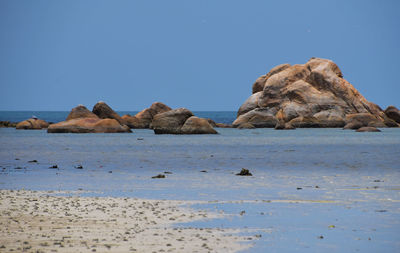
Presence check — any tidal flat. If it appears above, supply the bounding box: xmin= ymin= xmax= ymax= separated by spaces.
xmin=0 ymin=127 xmax=400 ymax=252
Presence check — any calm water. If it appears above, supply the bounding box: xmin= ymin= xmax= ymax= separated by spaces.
xmin=0 ymin=118 xmax=400 ymax=252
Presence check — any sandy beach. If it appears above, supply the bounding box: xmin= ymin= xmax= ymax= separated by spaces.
xmin=0 ymin=190 xmax=253 ymax=252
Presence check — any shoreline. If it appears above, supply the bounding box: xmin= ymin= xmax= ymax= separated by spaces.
xmin=0 ymin=190 xmax=253 ymax=252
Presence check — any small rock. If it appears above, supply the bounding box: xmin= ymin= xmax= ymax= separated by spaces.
xmin=75 ymin=165 xmax=83 ymax=169
xmin=108 ymin=171 xmax=112 ymax=173
xmin=14 ymin=167 xmax=23 ymax=170
xmin=200 ymin=170 xmax=208 ymax=173
xmin=297 ymin=187 xmax=302 ymax=190
xmin=318 ymin=235 xmax=324 ymax=239
xmin=49 ymin=165 xmax=58 ymax=169
xmin=239 ymin=210 xmax=246 ymax=216
xmin=137 ymin=138 xmax=144 ymax=140
xmin=356 ymin=127 xmax=381 ymax=132
xmin=236 ymin=168 xmax=252 ymax=176
xmin=152 ymin=174 xmax=166 ymax=179
xmin=164 ymin=171 xmax=172 ymax=174
xmin=28 ymin=160 xmax=38 ymax=163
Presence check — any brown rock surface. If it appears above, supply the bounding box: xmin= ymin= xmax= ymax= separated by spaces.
xmin=122 ymin=102 xmax=172 ymax=128
xmin=234 ymin=58 xmax=392 ymax=128
xmin=181 ymin=116 xmax=218 ymax=134
xmin=47 ymin=118 xmax=131 ymax=133
xmin=66 ymin=105 xmax=98 ymax=121
xmin=384 ymin=106 xmax=400 ymax=123
xmin=152 ymin=108 xmax=217 ymax=134
xmin=356 ymin=127 xmax=381 ymax=132
xmin=92 ymin=101 xmax=124 ymax=124
xmin=152 ymin=108 xmax=194 ymax=134
xmin=16 ymin=118 xmax=49 ymax=130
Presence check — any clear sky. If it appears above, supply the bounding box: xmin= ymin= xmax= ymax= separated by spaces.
xmin=0 ymin=0 xmax=399 ymax=111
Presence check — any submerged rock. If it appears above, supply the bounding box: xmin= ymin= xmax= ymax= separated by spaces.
xmin=152 ymin=174 xmax=166 ymax=179
xmin=234 ymin=58 xmax=393 ymax=129
xmin=356 ymin=127 xmax=381 ymax=132
xmin=236 ymin=168 xmax=253 ymax=176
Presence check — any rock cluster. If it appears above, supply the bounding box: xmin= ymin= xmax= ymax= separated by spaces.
xmin=47 ymin=102 xmax=218 ymax=134
xmin=233 ymin=57 xmax=400 ymax=130
xmin=122 ymin=102 xmax=172 ymax=128
xmin=48 ymin=102 xmax=131 ymax=133
xmin=152 ymin=108 xmax=218 ymax=134
xmin=16 ymin=118 xmax=49 ymax=130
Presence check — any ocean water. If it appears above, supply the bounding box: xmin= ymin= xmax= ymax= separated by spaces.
xmin=0 ymin=112 xmax=400 ymax=252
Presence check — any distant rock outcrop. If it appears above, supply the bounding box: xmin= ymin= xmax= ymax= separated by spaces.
xmin=233 ymin=57 xmax=399 ymax=130
xmin=48 ymin=118 xmax=131 ymax=133
xmin=16 ymin=118 xmax=49 ymax=130
xmin=48 ymin=103 xmax=131 ymax=133
xmin=122 ymin=102 xmax=172 ymax=128
xmin=151 ymin=108 xmax=217 ymax=134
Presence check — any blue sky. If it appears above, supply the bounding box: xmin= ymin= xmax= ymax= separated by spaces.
xmin=0 ymin=0 xmax=399 ymax=111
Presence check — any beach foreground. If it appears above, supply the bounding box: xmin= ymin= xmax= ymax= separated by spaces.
xmin=0 ymin=190 xmax=252 ymax=253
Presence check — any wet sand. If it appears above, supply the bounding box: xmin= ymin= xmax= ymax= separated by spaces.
xmin=0 ymin=190 xmax=253 ymax=252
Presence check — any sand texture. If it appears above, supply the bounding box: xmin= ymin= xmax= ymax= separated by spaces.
xmin=0 ymin=190 xmax=252 ymax=252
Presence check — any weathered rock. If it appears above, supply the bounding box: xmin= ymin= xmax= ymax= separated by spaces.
xmin=122 ymin=102 xmax=172 ymax=128
xmin=356 ymin=127 xmax=381 ymax=132
xmin=384 ymin=106 xmax=400 ymax=123
xmin=233 ymin=108 xmax=277 ymax=128
xmin=343 ymin=113 xmax=384 ymax=129
xmin=181 ymin=116 xmax=218 ymax=134
xmin=16 ymin=118 xmax=49 ymax=130
xmin=66 ymin=105 xmax=99 ymax=121
xmin=0 ymin=121 xmax=17 ymax=128
xmin=206 ymin=119 xmax=217 ymax=127
xmin=252 ymin=64 xmax=291 ymax=94
xmin=92 ymin=101 xmax=124 ymax=124
xmin=152 ymin=108 xmax=217 ymax=134
xmin=383 ymin=115 xmax=399 ymax=127
xmin=152 ymin=108 xmax=193 ymax=134
xmin=47 ymin=118 xmax=131 ymax=133
xmin=235 ymin=58 xmax=391 ymax=128
xmin=121 ymin=114 xmax=140 ymax=128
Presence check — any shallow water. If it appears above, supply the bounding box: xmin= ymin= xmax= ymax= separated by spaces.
xmin=1 ymin=127 xmax=399 ymax=252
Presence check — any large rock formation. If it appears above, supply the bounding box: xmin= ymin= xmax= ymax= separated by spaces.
xmin=151 ymin=108 xmax=217 ymax=134
xmin=92 ymin=101 xmax=124 ymax=124
xmin=234 ymin=57 xmax=399 ymax=129
xmin=48 ymin=104 xmax=131 ymax=133
xmin=16 ymin=118 xmax=49 ymax=130
xmin=122 ymin=102 xmax=172 ymax=128
xmin=48 ymin=118 xmax=131 ymax=133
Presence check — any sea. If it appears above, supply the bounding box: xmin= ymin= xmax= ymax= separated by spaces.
xmin=1 ymin=111 xmax=400 ymax=252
